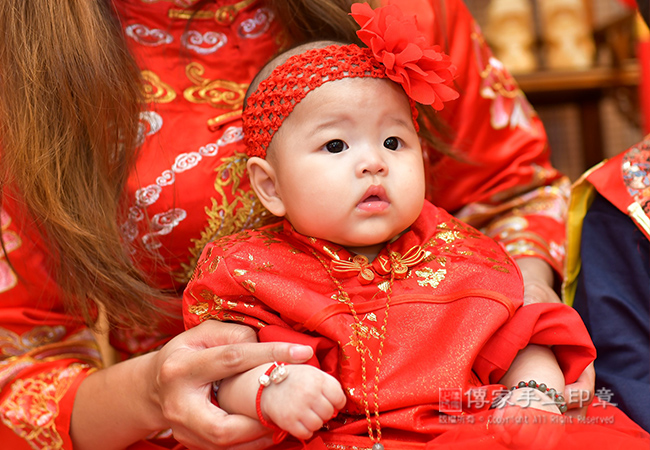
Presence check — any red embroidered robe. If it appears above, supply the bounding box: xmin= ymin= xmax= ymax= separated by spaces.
xmin=184 ymin=201 xmax=596 ymax=448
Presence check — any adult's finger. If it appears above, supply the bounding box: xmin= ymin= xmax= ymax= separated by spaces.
xmin=184 ymin=320 xmax=260 ymax=347
xmin=564 ymin=362 xmax=595 ymax=418
xmin=188 ymin=340 xmax=314 ymax=385
xmin=172 ymin=408 xmax=272 ymax=450
xmin=523 ymin=281 xmax=562 ymax=305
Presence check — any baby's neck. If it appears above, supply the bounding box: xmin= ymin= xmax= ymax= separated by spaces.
xmin=344 ymin=229 xmax=409 ymax=262
xmin=344 ymin=243 xmax=386 ymax=262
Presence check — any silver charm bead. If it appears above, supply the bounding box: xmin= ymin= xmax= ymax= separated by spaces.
xmin=259 ymin=373 xmax=271 ymax=387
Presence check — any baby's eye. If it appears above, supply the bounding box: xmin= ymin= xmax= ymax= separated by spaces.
xmin=384 ymin=137 xmax=401 ymax=151
xmin=324 ymin=139 xmax=348 ymax=153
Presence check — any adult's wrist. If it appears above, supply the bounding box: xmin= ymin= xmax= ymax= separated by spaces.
xmin=71 ymin=351 xmax=166 ymax=450
xmin=516 ymin=257 xmax=554 ymax=287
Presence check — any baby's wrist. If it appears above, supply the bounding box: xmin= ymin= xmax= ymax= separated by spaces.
xmin=257 ymin=362 xmax=289 ymax=443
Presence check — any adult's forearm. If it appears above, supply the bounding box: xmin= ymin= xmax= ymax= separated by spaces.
xmin=71 ymin=352 xmax=164 ymax=450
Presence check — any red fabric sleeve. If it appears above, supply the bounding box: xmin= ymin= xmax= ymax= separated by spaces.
xmin=473 ymin=303 xmax=596 ymax=385
xmin=383 ymin=0 xmax=568 ymax=274
xmin=184 ymin=248 xmax=342 ymax=381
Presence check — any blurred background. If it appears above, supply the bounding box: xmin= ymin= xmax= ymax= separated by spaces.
xmin=464 ymin=0 xmax=646 ymax=180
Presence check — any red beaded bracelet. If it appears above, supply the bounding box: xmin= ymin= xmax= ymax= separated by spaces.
xmin=256 ymin=362 xmax=289 ymax=443
xmin=511 ymin=380 xmax=568 ymax=414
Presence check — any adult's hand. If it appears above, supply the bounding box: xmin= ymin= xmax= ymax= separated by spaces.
xmin=72 ymin=320 xmax=313 ymax=450
xmin=516 ymin=257 xmax=561 ymax=305
xmin=151 ymin=320 xmax=314 ymax=449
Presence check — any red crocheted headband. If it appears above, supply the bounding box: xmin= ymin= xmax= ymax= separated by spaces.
xmin=243 ymin=3 xmax=459 ymax=159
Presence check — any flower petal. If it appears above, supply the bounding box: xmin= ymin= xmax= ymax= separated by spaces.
xmin=351 ymin=3 xmax=458 ymax=109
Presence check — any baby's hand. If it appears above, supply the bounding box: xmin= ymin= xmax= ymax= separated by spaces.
xmin=261 ymin=364 xmax=346 ymax=440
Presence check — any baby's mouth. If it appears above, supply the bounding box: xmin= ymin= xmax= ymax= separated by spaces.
xmin=358 ymin=186 xmax=389 ymax=212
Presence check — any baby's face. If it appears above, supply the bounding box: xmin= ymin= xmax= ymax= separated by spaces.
xmin=268 ymin=77 xmax=425 ymax=258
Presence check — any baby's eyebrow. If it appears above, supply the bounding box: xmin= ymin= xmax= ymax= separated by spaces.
xmin=311 ymin=116 xmax=353 ymax=134
xmin=386 ymin=116 xmax=413 ymax=129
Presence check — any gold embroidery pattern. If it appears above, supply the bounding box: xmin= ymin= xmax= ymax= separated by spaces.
xmin=0 ymin=363 xmax=92 ymax=450
xmin=208 ymin=110 xmax=243 ymax=129
xmin=416 ymin=267 xmax=447 ymax=288
xmin=484 ymin=214 xmax=561 ymax=266
xmin=144 ymin=0 xmax=201 ymax=6
xmin=177 ymin=152 xmax=275 ymax=283
xmin=184 ymin=62 xmax=248 ymax=127
xmin=241 ymin=279 xmax=256 ymax=293
xmin=0 ymin=326 xmax=67 ymax=359
xmin=435 ymin=229 xmax=462 ymax=244
xmin=0 ymin=328 xmax=102 ymax=391
xmin=187 ymin=287 xmax=241 ymax=321
xmin=471 ymin=22 xmax=536 ymax=131
xmin=187 ymin=302 xmax=209 ymax=316
xmin=141 ymin=70 xmax=177 ymax=103
xmin=325 ymin=445 xmax=372 ymax=450
xmin=424 ymin=219 xmax=513 ymax=278
xmin=376 ymin=281 xmax=390 ymax=293
xmin=504 ymin=237 xmax=557 ymax=262
xmin=168 ymin=0 xmax=257 ymax=23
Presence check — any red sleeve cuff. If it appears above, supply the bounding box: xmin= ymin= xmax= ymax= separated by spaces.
xmin=474 ymin=303 xmax=596 ymax=384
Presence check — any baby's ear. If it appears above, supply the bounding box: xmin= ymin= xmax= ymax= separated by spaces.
xmin=247 ymin=157 xmax=286 ymax=217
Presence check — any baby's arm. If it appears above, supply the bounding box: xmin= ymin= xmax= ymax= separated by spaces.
xmin=218 ymin=363 xmax=347 ymax=440
xmin=498 ymin=344 xmax=565 ymax=414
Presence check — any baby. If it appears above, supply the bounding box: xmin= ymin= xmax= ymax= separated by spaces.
xmin=184 ymin=4 xmax=602 ymax=449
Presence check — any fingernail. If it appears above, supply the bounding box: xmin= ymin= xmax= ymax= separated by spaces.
xmin=289 ymin=345 xmax=313 ymax=360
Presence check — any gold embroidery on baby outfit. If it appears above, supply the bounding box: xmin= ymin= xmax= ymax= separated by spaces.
xmin=416 ymin=268 xmax=447 ymax=288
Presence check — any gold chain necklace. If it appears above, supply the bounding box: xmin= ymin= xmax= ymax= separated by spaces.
xmin=312 ymin=249 xmax=399 ymax=450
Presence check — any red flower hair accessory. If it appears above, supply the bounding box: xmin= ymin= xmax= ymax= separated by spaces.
xmin=351 ymin=2 xmax=459 ymax=109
